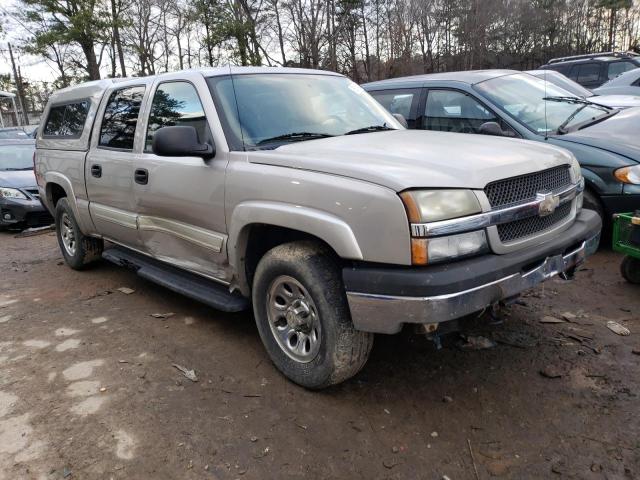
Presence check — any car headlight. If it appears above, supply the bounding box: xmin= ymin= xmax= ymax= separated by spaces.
xmin=0 ymin=187 xmax=27 ymax=200
xmin=570 ymin=159 xmax=582 ymax=182
xmin=400 ymin=189 xmax=487 ymax=265
xmin=400 ymin=189 xmax=481 ymax=222
xmin=614 ymin=165 xmax=640 ymax=185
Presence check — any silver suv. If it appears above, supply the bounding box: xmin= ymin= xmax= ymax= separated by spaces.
xmin=35 ymin=67 xmax=601 ymax=388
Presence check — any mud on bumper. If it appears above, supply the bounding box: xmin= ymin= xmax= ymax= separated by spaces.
xmin=343 ymin=209 xmax=602 ymax=334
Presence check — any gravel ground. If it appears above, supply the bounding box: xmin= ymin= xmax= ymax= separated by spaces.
xmin=0 ymin=229 xmax=638 ymax=479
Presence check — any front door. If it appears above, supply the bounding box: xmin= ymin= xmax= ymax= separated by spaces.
xmin=133 ymin=79 xmax=229 ymax=281
xmin=86 ymin=85 xmax=146 ymax=248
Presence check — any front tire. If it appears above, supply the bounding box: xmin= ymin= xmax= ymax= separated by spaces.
xmin=55 ymin=198 xmax=103 ymax=270
xmin=252 ymin=241 xmax=373 ymax=389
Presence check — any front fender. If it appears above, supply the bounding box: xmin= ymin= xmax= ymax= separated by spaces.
xmin=227 ymin=201 xmax=364 ymax=294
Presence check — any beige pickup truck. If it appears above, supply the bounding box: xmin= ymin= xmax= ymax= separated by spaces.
xmin=35 ymin=67 xmax=601 ymax=388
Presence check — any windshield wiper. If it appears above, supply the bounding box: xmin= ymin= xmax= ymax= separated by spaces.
xmin=256 ymin=132 xmax=334 ymax=145
xmin=543 ymin=95 xmax=611 ymax=111
xmin=3 ymin=167 xmax=33 ymax=171
xmin=345 ymin=124 xmax=395 ymax=135
xmin=556 ymin=104 xmax=588 ymax=134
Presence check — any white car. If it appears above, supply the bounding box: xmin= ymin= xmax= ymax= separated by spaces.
xmin=527 ymin=69 xmax=640 ymax=108
xmin=592 ymin=68 xmax=640 ymax=96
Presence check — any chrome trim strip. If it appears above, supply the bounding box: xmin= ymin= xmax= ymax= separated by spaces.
xmin=137 ymin=216 xmax=224 ymax=253
xmin=411 ymin=182 xmax=581 ymax=238
xmin=91 ymin=204 xmax=138 ymax=229
xmin=346 ymin=231 xmax=600 ymax=334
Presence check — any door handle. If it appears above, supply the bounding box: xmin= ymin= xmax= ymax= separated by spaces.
xmin=134 ymin=168 xmax=149 ymax=185
xmin=91 ymin=164 xmax=102 ymax=178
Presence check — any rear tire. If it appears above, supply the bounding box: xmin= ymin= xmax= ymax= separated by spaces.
xmin=55 ymin=198 xmax=103 ymax=270
xmin=252 ymin=241 xmax=373 ymax=389
xmin=621 ymin=256 xmax=640 ymax=284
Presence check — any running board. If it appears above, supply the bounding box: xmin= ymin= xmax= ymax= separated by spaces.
xmin=102 ymin=247 xmax=249 ymax=312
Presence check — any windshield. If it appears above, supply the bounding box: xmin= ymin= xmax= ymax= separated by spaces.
xmin=529 ymin=71 xmax=593 ymax=97
xmin=0 ymin=144 xmax=35 ymax=170
xmin=208 ymin=74 xmax=400 ymax=150
xmin=475 ymin=73 xmax=611 ymax=134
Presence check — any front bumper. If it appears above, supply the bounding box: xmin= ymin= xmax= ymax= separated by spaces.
xmin=0 ymin=197 xmax=53 ymax=228
xmin=344 ymin=209 xmax=602 ymax=334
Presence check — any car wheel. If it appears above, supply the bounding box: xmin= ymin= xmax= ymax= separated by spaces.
xmin=55 ymin=198 xmax=103 ymax=270
xmin=252 ymin=241 xmax=374 ymax=389
xmin=621 ymin=256 xmax=640 ymax=284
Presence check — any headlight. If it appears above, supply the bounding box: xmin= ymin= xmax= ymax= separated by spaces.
xmin=0 ymin=187 xmax=27 ymax=199
xmin=400 ymin=189 xmax=486 ymax=265
xmin=412 ymin=230 xmax=489 ymax=264
xmin=400 ymin=189 xmax=481 ymax=222
xmin=614 ymin=165 xmax=640 ymax=185
xmin=570 ymin=159 xmax=582 ymax=183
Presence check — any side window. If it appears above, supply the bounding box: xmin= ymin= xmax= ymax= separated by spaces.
xmin=424 ymin=90 xmax=499 ymax=134
xmin=99 ymin=86 xmax=145 ymax=150
xmin=575 ymin=63 xmax=601 ymax=84
xmin=43 ymin=101 xmax=89 ymax=137
xmin=146 ymin=82 xmax=207 ymax=151
xmin=607 ymin=61 xmax=637 ymax=80
xmin=368 ymin=89 xmax=420 ymax=127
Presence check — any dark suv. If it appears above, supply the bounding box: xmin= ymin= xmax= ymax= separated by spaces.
xmin=540 ymin=52 xmax=640 ymax=89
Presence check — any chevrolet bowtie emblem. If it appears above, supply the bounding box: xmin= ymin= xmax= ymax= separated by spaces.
xmin=537 ymin=192 xmax=560 ymax=217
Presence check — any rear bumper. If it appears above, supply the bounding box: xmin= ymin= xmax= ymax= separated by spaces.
xmin=0 ymin=197 xmax=53 ymax=228
xmin=343 ymin=209 xmax=602 ymax=334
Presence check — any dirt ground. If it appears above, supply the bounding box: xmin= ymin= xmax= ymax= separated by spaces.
xmin=0 ymin=229 xmax=638 ymax=480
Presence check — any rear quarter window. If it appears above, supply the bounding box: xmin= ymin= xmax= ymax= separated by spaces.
xmin=43 ymin=101 xmax=90 ymax=138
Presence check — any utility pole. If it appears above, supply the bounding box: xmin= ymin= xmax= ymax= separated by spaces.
xmin=8 ymin=43 xmax=29 ymax=125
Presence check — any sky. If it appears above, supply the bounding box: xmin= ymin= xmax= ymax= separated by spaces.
xmin=0 ymin=0 xmax=56 ymax=84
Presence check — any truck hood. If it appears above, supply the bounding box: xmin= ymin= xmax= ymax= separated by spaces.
xmin=247 ymin=130 xmax=574 ymax=191
xmin=553 ymin=107 xmax=640 ymax=163
xmin=0 ymin=170 xmax=37 ymax=189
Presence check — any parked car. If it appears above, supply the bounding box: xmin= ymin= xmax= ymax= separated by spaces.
xmin=539 ymin=52 xmax=640 ymax=88
xmin=0 ymin=127 xmax=31 ymax=140
xmin=592 ymin=68 xmax=640 ymax=96
xmin=0 ymin=139 xmax=53 ymax=230
xmin=527 ymin=69 xmax=640 ymax=109
xmin=363 ymin=70 xmax=640 ymax=222
xmin=36 ymin=68 xmax=600 ymax=388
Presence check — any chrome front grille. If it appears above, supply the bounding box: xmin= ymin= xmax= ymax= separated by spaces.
xmin=497 ymin=202 xmax=572 ymax=242
xmin=485 ymin=166 xmax=574 ymax=244
xmin=485 ymin=166 xmax=572 ymax=208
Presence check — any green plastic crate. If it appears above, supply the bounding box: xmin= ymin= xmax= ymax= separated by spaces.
xmin=613 ymin=212 xmax=640 ymax=259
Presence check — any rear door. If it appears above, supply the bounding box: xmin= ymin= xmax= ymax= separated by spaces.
xmin=132 ymin=74 xmax=230 ymax=281
xmin=570 ymin=63 xmax=603 ymax=88
xmin=85 ymin=84 xmax=147 ymax=248
xmin=367 ymin=88 xmax=422 ymax=128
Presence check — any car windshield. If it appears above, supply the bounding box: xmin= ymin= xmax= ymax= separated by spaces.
xmin=475 ymin=73 xmax=611 ymax=134
xmin=208 ymin=73 xmax=400 ymax=150
xmin=0 ymin=144 xmax=35 ymax=170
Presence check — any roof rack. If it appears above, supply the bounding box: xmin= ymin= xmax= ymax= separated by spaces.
xmin=547 ymin=51 xmax=639 ymax=64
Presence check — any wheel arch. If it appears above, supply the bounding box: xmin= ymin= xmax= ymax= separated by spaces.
xmin=227 ymin=201 xmax=363 ymax=295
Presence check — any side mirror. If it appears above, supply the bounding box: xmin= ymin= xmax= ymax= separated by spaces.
xmin=152 ymin=126 xmax=215 ymax=159
xmin=479 ymin=121 xmax=505 ymax=136
xmin=392 ymin=113 xmax=408 ymax=128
